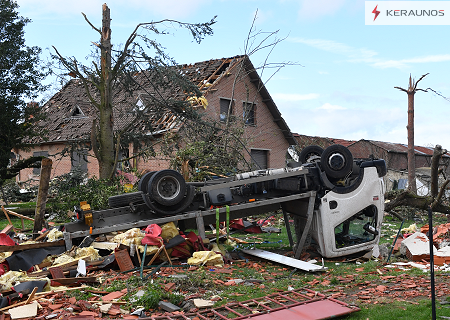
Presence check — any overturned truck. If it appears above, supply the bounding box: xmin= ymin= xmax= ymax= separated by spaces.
xmin=64 ymin=144 xmax=386 ymax=259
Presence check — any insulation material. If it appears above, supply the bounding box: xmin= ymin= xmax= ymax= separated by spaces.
xmin=0 ymin=251 xmax=12 ymax=262
xmin=0 ymin=271 xmax=50 ymax=292
xmin=112 ymin=228 xmax=145 ymax=246
xmin=52 ymin=254 xmax=75 ymax=266
xmin=19 ymin=241 xmax=37 ymax=245
xmin=75 ymin=247 xmax=100 ymax=261
xmin=6 ymin=246 xmax=66 ymax=271
xmin=47 ymin=229 xmax=64 ymax=241
xmin=187 ymin=251 xmax=224 ymax=267
xmin=160 ymin=222 xmax=178 ymax=241
xmin=401 ymin=223 xmax=417 ymax=234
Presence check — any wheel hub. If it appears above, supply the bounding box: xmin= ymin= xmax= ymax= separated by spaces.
xmin=157 ymin=177 xmax=180 ymax=200
xmin=328 ymin=153 xmax=345 ymax=170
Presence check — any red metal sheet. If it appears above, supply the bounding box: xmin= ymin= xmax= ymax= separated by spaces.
xmin=245 ymin=299 xmax=360 ymax=320
xmin=147 ymin=288 xmax=360 ymax=320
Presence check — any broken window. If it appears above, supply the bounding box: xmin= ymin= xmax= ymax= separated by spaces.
xmin=71 ymin=149 xmax=88 ymax=173
xmin=136 ymin=97 xmax=145 ymax=111
xmin=251 ymin=149 xmax=268 ymax=169
xmin=32 ymin=151 xmax=48 ymax=175
xmin=116 ymin=149 xmax=131 ymax=171
xmin=243 ymin=102 xmax=255 ymax=125
xmin=219 ymin=98 xmax=233 ymax=123
xmin=334 ymin=205 xmax=378 ymax=249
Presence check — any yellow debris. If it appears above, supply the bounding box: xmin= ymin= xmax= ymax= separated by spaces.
xmin=48 ymin=229 xmax=63 ymax=241
xmin=161 ymin=222 xmax=178 ymax=241
xmin=187 ymin=250 xmax=224 ymax=267
xmin=112 ymin=228 xmax=145 ymax=246
xmin=0 ymin=271 xmax=50 ymax=291
xmin=187 ymin=96 xmax=208 ymax=109
xmin=401 ymin=223 xmax=417 ymax=233
xmin=53 ymin=254 xmax=75 ymax=266
xmin=76 ymin=246 xmax=100 ymax=261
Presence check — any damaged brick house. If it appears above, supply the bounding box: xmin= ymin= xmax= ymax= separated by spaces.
xmin=347 ymin=139 xmax=450 ymax=193
xmin=13 ymin=55 xmax=296 ymax=184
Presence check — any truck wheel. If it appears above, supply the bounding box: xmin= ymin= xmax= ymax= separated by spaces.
xmin=138 ymin=171 xmax=156 ymax=194
xmin=299 ymin=145 xmax=324 ymax=164
xmin=108 ymin=191 xmax=145 ymax=208
xmin=148 ymin=170 xmax=186 ymax=206
xmin=320 ymin=145 xmax=353 ymax=179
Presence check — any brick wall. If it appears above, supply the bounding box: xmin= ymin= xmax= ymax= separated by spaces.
xmin=201 ymin=70 xmax=289 ymax=169
xmin=14 ymin=143 xmax=99 ymax=186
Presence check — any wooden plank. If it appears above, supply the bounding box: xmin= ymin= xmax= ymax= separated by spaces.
xmin=1 ymin=206 xmax=14 ymax=229
xmin=34 ymin=230 xmax=50 ymax=242
xmin=2 ymin=207 xmax=34 ymax=222
xmin=0 ymin=225 xmax=14 ymax=234
xmin=0 ymin=239 xmax=65 ymax=253
xmin=25 ymin=287 xmax=38 ymax=304
xmin=51 ymin=277 xmax=98 ymax=286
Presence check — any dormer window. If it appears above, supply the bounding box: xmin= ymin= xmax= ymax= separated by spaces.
xmin=70 ymin=105 xmax=85 ymax=118
xmin=136 ymin=98 xmax=145 ymax=111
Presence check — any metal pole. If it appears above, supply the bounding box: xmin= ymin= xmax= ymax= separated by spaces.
xmin=387 ymin=219 xmax=404 ymax=263
xmin=428 ymin=206 xmax=436 ymax=320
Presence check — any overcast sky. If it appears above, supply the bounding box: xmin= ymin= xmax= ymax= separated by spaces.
xmin=16 ymin=0 xmax=450 ymax=147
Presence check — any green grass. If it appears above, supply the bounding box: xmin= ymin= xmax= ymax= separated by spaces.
xmin=0 ymin=217 xmax=34 ymax=231
xmin=341 ymin=300 xmax=449 ymax=320
xmin=3 ymin=202 xmax=36 ymax=209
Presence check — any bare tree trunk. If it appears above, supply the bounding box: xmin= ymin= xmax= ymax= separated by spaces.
xmin=407 ymin=79 xmax=416 ymax=194
xmin=431 ymin=145 xmax=445 ymax=198
xmin=33 ymin=158 xmax=52 ymax=237
xmin=98 ymin=3 xmax=116 ymax=180
xmin=0 ymin=185 xmax=8 ymax=206
xmin=396 ymin=74 xmax=429 ymax=194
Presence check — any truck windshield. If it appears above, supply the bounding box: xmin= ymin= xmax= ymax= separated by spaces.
xmin=334 ymin=205 xmax=378 ymax=249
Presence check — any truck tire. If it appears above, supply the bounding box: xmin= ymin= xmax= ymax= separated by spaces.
xmin=138 ymin=171 xmax=156 ymax=194
xmin=143 ymin=185 xmax=195 ymax=216
xmin=320 ymin=145 xmax=353 ymax=179
xmin=108 ymin=191 xmax=145 ymax=208
xmin=299 ymin=145 xmax=324 ymax=164
xmin=148 ymin=170 xmax=186 ymax=206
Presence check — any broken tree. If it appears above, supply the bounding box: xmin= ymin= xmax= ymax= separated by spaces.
xmin=385 ymin=144 xmax=450 ymax=216
xmin=52 ymin=4 xmax=216 ymax=181
xmin=395 ymin=73 xmax=429 ymax=194
xmin=33 ymin=158 xmax=52 ymax=236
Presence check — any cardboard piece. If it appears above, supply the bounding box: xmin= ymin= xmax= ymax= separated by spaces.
xmin=193 ymin=299 xmax=214 ymax=308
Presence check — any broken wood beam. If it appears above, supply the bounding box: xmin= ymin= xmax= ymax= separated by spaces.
xmin=0 ymin=224 xmax=14 ymax=235
xmin=1 ymin=206 xmax=14 ymax=230
xmin=34 ymin=230 xmax=50 ymax=242
xmin=25 ymin=287 xmax=38 ymax=304
xmin=2 ymin=208 xmax=35 ymax=222
xmin=0 ymin=239 xmax=65 ymax=253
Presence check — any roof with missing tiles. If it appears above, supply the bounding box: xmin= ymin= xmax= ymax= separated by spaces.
xmin=356 ymin=139 xmax=450 ymax=157
xmin=31 ymin=55 xmax=296 ymax=145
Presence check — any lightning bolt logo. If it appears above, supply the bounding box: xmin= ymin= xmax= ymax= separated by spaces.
xmin=372 ymin=5 xmax=380 ymax=21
